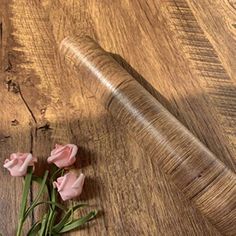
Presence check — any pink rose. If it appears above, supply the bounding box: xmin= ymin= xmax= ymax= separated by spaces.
xmin=47 ymin=144 xmax=78 ymax=168
xmin=53 ymin=172 xmax=85 ymax=201
xmin=3 ymin=153 xmax=37 ymax=177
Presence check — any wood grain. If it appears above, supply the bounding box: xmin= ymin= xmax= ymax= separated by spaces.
xmin=166 ymin=0 xmax=236 ymax=166
xmin=0 ymin=0 xmax=235 ymax=235
xmin=60 ymin=35 xmax=236 ymax=235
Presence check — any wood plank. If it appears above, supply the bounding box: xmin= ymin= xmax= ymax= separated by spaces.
xmin=0 ymin=1 xmax=33 ymax=234
xmin=8 ymin=1 xmax=220 ymax=234
xmin=0 ymin=0 xmax=235 ymax=235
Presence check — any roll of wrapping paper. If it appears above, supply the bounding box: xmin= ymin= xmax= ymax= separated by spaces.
xmin=60 ymin=36 xmax=236 ymax=235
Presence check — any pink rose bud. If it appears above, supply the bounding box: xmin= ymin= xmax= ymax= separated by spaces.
xmin=53 ymin=172 xmax=85 ymax=201
xmin=3 ymin=153 xmax=37 ymax=177
xmin=47 ymin=144 xmax=78 ymax=168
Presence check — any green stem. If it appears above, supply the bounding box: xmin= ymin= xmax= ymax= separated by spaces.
xmin=16 ymin=167 xmax=33 ymax=236
xmin=58 ymin=211 xmax=98 ymax=233
xmin=47 ymin=166 xmax=59 ymax=235
xmin=39 ymin=214 xmax=48 ymax=236
xmin=23 ymin=170 xmax=49 ymax=221
xmin=24 ymin=200 xmax=66 ymax=218
xmin=50 ymin=166 xmax=61 ymax=183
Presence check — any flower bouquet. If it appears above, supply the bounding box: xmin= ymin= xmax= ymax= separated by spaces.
xmin=3 ymin=144 xmax=97 ymax=235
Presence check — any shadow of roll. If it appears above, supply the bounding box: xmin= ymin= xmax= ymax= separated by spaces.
xmin=60 ymin=36 xmax=236 ymax=235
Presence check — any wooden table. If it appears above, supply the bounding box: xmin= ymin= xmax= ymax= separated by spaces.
xmin=0 ymin=0 xmax=235 ymax=235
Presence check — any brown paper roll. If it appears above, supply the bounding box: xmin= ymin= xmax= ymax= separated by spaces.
xmin=60 ymin=36 xmax=236 ymax=235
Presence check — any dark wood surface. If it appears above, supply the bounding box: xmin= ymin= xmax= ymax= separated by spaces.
xmin=0 ymin=0 xmax=236 ymax=235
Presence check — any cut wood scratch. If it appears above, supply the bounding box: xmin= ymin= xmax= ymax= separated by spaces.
xmin=0 ymin=22 xmax=2 ymax=44
xmin=18 ymin=85 xmax=37 ymax=124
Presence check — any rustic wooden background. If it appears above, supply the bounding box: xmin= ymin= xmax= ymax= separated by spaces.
xmin=0 ymin=0 xmax=236 ymax=235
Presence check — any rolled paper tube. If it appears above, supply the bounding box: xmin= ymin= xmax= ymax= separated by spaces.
xmin=60 ymin=36 xmax=236 ymax=235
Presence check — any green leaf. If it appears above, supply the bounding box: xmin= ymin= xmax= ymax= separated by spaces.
xmin=47 ymin=165 xmax=60 ymax=235
xmin=47 ymin=188 xmax=58 ymax=235
xmin=33 ymin=170 xmax=49 ymax=203
xmin=49 ymin=181 xmax=57 ymax=209
xmin=52 ymin=203 xmax=88 ymax=233
xmin=57 ymin=211 xmax=97 ymax=233
xmin=16 ymin=166 xmax=33 ymax=236
xmin=50 ymin=165 xmax=61 ymax=182
xmin=24 ymin=201 xmax=63 ymax=235
xmin=23 ymin=170 xmax=49 ymax=220
xmin=47 ymin=210 xmax=57 ymax=236
xmin=27 ymin=221 xmax=41 ymax=236
xmin=39 ymin=214 xmax=48 ymax=236
xmin=32 ymin=175 xmax=51 ymax=197
xmin=24 ymin=201 xmax=66 ymax=219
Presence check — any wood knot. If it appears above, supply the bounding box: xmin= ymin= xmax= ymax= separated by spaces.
xmin=37 ymin=122 xmax=52 ymax=132
xmin=5 ymin=79 xmax=20 ymax=93
xmin=0 ymin=134 xmax=11 ymax=142
xmin=11 ymin=119 xmax=19 ymax=126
